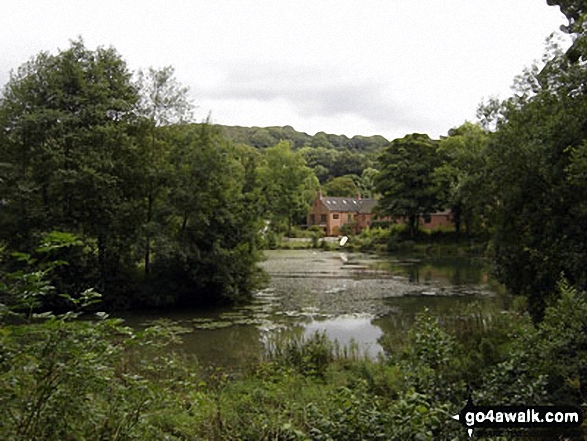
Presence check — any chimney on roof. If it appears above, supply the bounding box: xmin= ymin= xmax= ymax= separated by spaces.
xmin=317 ymin=189 xmax=323 ymax=199
xmin=356 ymin=192 xmax=361 ymax=200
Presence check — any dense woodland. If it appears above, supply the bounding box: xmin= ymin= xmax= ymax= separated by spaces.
xmin=1 ymin=0 xmax=587 ymax=438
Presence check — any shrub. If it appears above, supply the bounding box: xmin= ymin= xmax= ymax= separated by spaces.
xmin=393 ymin=311 xmax=467 ymax=403
xmin=0 ymin=234 xmax=198 ymax=440
xmin=309 ymin=225 xmax=325 ymax=248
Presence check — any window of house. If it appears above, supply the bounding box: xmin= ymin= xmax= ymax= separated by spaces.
xmin=310 ymin=214 xmax=315 ymax=224
xmin=348 ymin=214 xmax=352 ymax=222
xmin=320 ymin=214 xmax=327 ymax=223
xmin=333 ymin=214 xmax=339 ymax=219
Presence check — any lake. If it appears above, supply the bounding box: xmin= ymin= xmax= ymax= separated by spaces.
xmin=119 ymin=249 xmax=505 ymax=367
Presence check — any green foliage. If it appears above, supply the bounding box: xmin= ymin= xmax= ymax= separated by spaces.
xmin=309 ymin=225 xmax=325 ymax=248
xmin=257 ymin=141 xmax=319 ymax=236
xmin=218 ymin=124 xmax=388 ymax=153
xmin=0 ymin=39 xmax=140 ymax=283
xmin=376 ymin=133 xmax=443 ymax=238
xmin=547 ymin=0 xmax=587 ymax=63
xmin=358 ymin=167 xmax=379 ymax=198
xmin=393 ymin=311 xmax=466 ymax=403
xmin=143 ymin=125 xmax=264 ymax=307
xmin=305 ymin=381 xmax=393 ymax=440
xmin=434 ymin=121 xmax=489 ymax=237
xmin=485 ymin=35 xmax=587 ymax=319
xmin=347 ymin=226 xmax=391 ymax=252
xmin=0 ymin=42 xmax=265 ymax=310
xmin=0 ymin=237 xmax=198 ymax=440
xmin=386 ymin=389 xmax=456 ymax=440
xmin=0 ymin=231 xmax=88 ymax=318
xmin=536 ymin=280 xmax=587 ymax=404
xmin=322 ymin=174 xmax=359 ymax=197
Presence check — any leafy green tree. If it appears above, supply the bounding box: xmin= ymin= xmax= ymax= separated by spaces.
xmin=311 ymin=132 xmax=333 ymax=149
xmin=250 ymin=128 xmax=277 ymax=149
xmin=376 ymin=134 xmax=442 ymax=237
xmin=257 ymin=141 xmax=319 ymax=236
xmin=358 ymin=167 xmax=379 ymax=198
xmin=298 ymin=146 xmax=340 ymax=183
xmin=485 ymin=34 xmax=587 ymax=320
xmin=433 ymin=122 xmax=489 ymax=237
xmin=146 ymin=124 xmax=263 ymax=307
xmin=0 ymin=41 xmax=264 ymax=309
xmin=322 ymin=175 xmax=359 ymax=197
xmin=332 ymin=149 xmax=372 ymax=177
xmin=546 ymin=0 xmax=586 ymax=62
xmin=134 ymin=66 xmax=193 ymax=276
xmin=350 ymin=134 xmax=389 ymax=152
xmin=0 ymin=38 xmax=140 ymax=297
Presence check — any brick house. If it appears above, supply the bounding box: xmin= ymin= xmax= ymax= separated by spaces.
xmin=307 ymin=191 xmax=453 ymax=236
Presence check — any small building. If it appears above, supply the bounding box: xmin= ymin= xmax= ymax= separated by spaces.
xmin=307 ymin=191 xmax=453 ymax=236
xmin=306 ymin=191 xmax=383 ymax=236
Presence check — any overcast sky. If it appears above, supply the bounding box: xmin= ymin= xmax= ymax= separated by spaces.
xmin=0 ymin=1 xmax=571 ymax=140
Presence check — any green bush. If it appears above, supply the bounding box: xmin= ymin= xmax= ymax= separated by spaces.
xmin=476 ymin=280 xmax=587 ymax=407
xmin=309 ymin=225 xmax=324 ymax=248
xmin=0 ymin=234 xmax=199 ymax=440
xmin=392 ymin=311 xmax=467 ymax=404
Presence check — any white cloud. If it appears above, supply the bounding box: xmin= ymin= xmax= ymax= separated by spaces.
xmin=0 ymin=0 xmax=571 ymax=139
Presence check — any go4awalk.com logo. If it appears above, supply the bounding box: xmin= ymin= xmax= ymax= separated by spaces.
xmin=451 ymin=398 xmax=583 ymax=438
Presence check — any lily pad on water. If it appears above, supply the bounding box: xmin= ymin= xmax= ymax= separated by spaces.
xmin=194 ymin=321 xmax=234 ymax=330
xmin=231 ymin=318 xmax=264 ymax=326
xmin=219 ymin=312 xmax=247 ymax=320
xmin=191 ymin=317 xmax=214 ymax=323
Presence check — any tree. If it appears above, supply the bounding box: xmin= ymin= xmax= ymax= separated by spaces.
xmin=433 ymin=122 xmax=489 ymax=237
xmin=148 ymin=124 xmax=263 ymax=306
xmin=0 ymin=38 xmax=140 ymax=296
xmin=298 ymin=146 xmax=340 ymax=183
xmin=311 ymin=132 xmax=333 ymax=149
xmin=331 ymin=149 xmax=372 ymax=177
xmin=134 ymin=66 xmax=194 ymax=276
xmin=257 ymin=141 xmax=319 ymax=236
xmin=250 ymin=128 xmax=277 ymax=149
xmin=376 ymin=134 xmax=442 ymax=237
xmin=358 ymin=167 xmax=379 ymax=198
xmin=546 ymin=0 xmax=586 ymax=62
xmin=485 ymin=35 xmax=587 ymax=320
xmin=322 ymin=175 xmax=359 ymax=197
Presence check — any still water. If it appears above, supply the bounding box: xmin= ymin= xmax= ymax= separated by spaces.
xmin=119 ymin=250 xmax=504 ymax=367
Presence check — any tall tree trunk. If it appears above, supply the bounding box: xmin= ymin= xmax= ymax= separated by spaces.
xmin=144 ymin=129 xmax=156 ymax=277
xmin=409 ymin=214 xmax=417 ymax=238
xmin=144 ymin=187 xmax=153 ymax=277
xmin=98 ymin=232 xmax=107 ymax=291
xmin=453 ymin=205 xmax=461 ymax=236
xmin=181 ymin=212 xmax=189 ymax=234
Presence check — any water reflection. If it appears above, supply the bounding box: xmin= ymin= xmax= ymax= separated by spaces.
xmin=366 ymin=256 xmax=488 ymax=286
xmin=118 ymin=250 xmax=503 ymax=368
xmin=304 ymin=315 xmax=384 ymax=358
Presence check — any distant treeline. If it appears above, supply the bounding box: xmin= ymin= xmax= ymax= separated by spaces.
xmin=214 ymin=124 xmax=385 ymax=185
xmin=216 ymin=124 xmax=388 ymax=152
